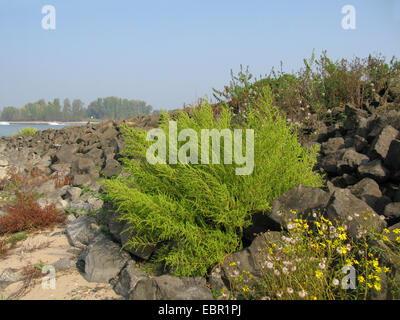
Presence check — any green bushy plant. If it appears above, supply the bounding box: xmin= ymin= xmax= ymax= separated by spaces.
xmin=103 ymin=86 xmax=323 ymax=277
xmin=213 ymin=52 xmax=400 ymax=130
xmin=13 ymin=127 xmax=38 ymax=136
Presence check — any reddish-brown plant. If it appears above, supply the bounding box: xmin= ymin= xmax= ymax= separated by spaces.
xmin=55 ymin=174 xmax=72 ymax=189
xmin=0 ymin=192 xmax=65 ymax=235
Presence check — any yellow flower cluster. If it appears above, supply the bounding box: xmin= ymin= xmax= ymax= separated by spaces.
xmin=226 ymin=210 xmax=399 ymax=300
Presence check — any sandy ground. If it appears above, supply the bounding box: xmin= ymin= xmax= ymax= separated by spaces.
xmin=0 ymin=227 xmax=121 ymax=300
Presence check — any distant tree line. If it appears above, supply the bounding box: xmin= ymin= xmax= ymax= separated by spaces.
xmin=1 ymin=96 xmax=153 ymax=121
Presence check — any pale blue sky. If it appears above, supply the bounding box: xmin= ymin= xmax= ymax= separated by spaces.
xmin=0 ymin=0 xmax=399 ymax=110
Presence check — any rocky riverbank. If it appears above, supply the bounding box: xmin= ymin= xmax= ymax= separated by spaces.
xmin=0 ymin=104 xmax=400 ymax=300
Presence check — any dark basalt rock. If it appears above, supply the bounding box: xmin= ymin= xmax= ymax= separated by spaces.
xmin=129 ymin=275 xmax=213 ymax=300
xmin=326 ymin=188 xmax=386 ymax=239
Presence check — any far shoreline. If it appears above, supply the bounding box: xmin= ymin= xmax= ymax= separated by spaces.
xmin=5 ymin=121 xmax=101 ymax=124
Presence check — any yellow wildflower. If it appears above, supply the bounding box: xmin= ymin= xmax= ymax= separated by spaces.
xmin=374 ymin=283 xmax=381 ymax=291
xmin=384 ymin=267 xmax=390 ymax=273
xmin=338 ymin=246 xmax=347 ymax=255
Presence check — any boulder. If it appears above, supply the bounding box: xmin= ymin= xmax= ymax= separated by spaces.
xmin=248 ymin=185 xmax=331 ymax=233
xmin=369 ymin=125 xmax=399 ymax=159
xmin=0 ymin=268 xmax=22 ymax=290
xmin=50 ymin=163 xmax=71 ymax=176
xmin=69 ymin=199 xmax=92 ymax=213
xmin=106 ymin=212 xmax=126 ymax=243
xmin=65 ymin=214 xmax=76 ymax=223
xmin=384 ymin=203 xmax=400 ymax=220
xmin=77 ymin=133 xmax=99 ymax=146
xmin=349 ymin=178 xmax=388 ymax=214
xmin=71 ymin=158 xmax=95 ymax=175
xmin=113 ymin=260 xmax=148 ymax=298
xmin=331 ymin=174 xmax=358 ymax=188
xmin=87 ymin=196 xmax=104 ymax=212
xmin=102 ymin=207 xmax=156 ymax=260
xmin=36 ymin=155 xmax=52 ymax=168
xmin=86 ymin=148 xmax=104 ymax=167
xmin=221 ymin=232 xmax=281 ymax=287
xmin=0 ymin=156 xmax=8 ymax=166
xmin=54 ymin=144 xmax=79 ymax=163
xmin=52 ymin=257 xmax=75 ymax=271
xmin=102 ymin=159 xmax=122 ymax=178
xmin=208 ymin=268 xmax=229 ymax=293
xmin=129 ymin=275 xmax=213 ymax=300
xmin=395 ymin=190 xmax=400 ymax=203
xmin=36 ymin=179 xmax=57 ymax=195
xmin=103 ymin=147 xmax=116 ymax=161
xmin=55 ymin=199 xmax=69 ymax=210
xmin=337 ymin=148 xmax=370 ymax=174
xmin=320 ymin=150 xmax=345 ymax=174
xmin=120 ymin=228 xmax=156 ymax=260
xmin=344 ymin=135 xmax=368 ymax=153
xmin=343 ymin=104 xmax=369 ymax=135
xmin=72 ymin=174 xmax=93 ymax=187
xmin=78 ymin=234 xmax=130 ymax=283
xmin=321 ymin=137 xmax=345 ymax=155
xmin=349 ymin=178 xmax=382 ymax=199
xmin=65 ymin=187 xmax=83 ymax=201
xmin=326 ymin=189 xmax=386 ymax=239
xmin=65 ymin=215 xmax=100 ymax=249
xmin=101 ymin=127 xmax=119 ymax=141
xmin=384 ymin=139 xmax=400 ymax=172
xmin=368 ymin=117 xmax=390 ymax=141
xmin=358 ymin=160 xmax=389 ymax=183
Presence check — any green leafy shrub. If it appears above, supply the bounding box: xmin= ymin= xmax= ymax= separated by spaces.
xmin=13 ymin=127 xmax=38 ymax=136
xmin=213 ymin=52 xmax=400 ymax=130
xmin=103 ymin=86 xmax=323 ymax=277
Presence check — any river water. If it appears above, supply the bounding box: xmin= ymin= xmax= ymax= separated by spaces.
xmin=0 ymin=122 xmax=84 ymax=137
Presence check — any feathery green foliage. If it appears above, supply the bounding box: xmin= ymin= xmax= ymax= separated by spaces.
xmin=103 ymin=86 xmax=323 ymax=277
xmin=13 ymin=127 xmax=38 ymax=136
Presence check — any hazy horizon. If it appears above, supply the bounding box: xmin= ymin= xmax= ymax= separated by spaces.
xmin=1 ymin=0 xmax=400 ymax=111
